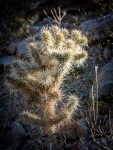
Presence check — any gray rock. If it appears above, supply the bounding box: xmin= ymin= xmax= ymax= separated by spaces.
xmin=0 ymin=56 xmax=16 ymax=70
xmin=29 ymin=1 xmax=41 ymax=11
xmin=29 ymin=26 xmax=43 ymax=35
xmin=90 ymin=62 xmax=113 ymax=99
xmin=16 ymin=40 xmax=31 ymax=59
xmin=6 ymin=41 xmax=17 ymax=55
xmin=12 ymin=122 xmax=26 ymax=135
xmin=78 ymin=13 xmax=113 ymax=43
xmin=43 ymin=18 xmax=51 ymax=23
xmin=77 ymin=118 xmax=89 ymax=135
xmin=7 ymin=122 xmax=26 ymax=145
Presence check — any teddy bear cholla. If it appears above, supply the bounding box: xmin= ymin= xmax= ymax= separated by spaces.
xmin=6 ymin=25 xmax=88 ymax=133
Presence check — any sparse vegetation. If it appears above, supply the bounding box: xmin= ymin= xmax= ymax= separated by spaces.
xmin=82 ymin=66 xmax=113 ymax=150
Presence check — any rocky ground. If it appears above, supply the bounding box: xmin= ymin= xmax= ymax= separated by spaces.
xmin=0 ymin=1 xmax=113 ymax=150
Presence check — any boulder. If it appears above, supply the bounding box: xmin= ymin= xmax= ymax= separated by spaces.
xmin=78 ymin=13 xmax=113 ymax=43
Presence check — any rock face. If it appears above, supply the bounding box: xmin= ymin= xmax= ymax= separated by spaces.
xmin=78 ymin=13 xmax=113 ymax=43
xmin=90 ymin=62 xmax=113 ymax=99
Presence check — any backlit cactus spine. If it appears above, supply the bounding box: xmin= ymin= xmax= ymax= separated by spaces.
xmin=6 ymin=26 xmax=88 ymax=133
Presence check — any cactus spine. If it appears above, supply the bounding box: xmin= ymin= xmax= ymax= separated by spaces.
xmin=6 ymin=26 xmax=88 ymax=133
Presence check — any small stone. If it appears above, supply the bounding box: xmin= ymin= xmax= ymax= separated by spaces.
xmin=0 ymin=56 xmax=17 ymax=71
xmin=11 ymin=122 xmax=26 ymax=135
xmin=43 ymin=18 xmax=51 ymax=23
xmin=38 ymin=140 xmax=42 ymax=143
xmin=5 ymin=41 xmax=17 ymax=55
xmin=83 ymin=77 xmax=86 ymax=81
xmin=29 ymin=26 xmax=43 ymax=35
xmin=16 ymin=40 xmax=30 ymax=59
xmin=7 ymin=122 xmax=26 ymax=145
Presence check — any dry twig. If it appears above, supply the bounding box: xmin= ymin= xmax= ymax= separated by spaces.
xmin=44 ymin=7 xmax=66 ymax=26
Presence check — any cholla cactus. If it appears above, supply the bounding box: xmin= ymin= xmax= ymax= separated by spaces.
xmin=5 ymin=25 xmax=88 ymax=133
